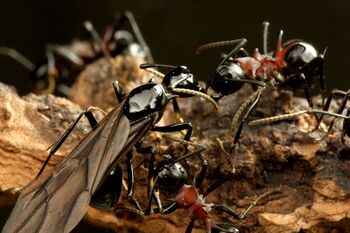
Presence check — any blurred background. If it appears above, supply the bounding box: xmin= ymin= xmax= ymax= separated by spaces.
xmin=0 ymin=0 xmax=350 ymax=94
xmin=0 ymin=0 xmax=350 ymax=232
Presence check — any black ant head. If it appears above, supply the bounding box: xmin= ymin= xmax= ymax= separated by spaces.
xmin=156 ymin=153 xmax=188 ymax=195
xmin=162 ymin=66 xmax=205 ymax=96
xmin=139 ymin=63 xmax=218 ymax=109
xmin=208 ymin=61 xmax=245 ymax=96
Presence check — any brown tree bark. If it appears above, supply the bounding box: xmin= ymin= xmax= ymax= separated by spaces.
xmin=1 ymin=55 xmax=350 ymax=233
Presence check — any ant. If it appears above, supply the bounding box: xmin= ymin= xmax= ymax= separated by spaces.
xmin=248 ymin=89 xmax=350 ymax=145
xmin=116 ymin=141 xmax=280 ymax=233
xmin=91 ymin=142 xmax=206 ymax=212
xmin=196 ymin=22 xmax=325 ymax=151
xmin=0 ymin=11 xmax=153 ymax=96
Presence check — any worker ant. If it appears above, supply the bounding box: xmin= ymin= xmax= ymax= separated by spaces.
xmin=196 ymin=22 xmax=325 ymax=150
xmin=0 ymin=11 xmax=153 ymax=96
xmin=115 ymin=142 xmax=280 ymax=233
xmin=248 ymin=89 xmax=350 ymax=145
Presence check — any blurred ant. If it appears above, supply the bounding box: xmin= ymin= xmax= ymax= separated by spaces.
xmin=248 ymin=89 xmax=350 ymax=144
xmin=0 ymin=11 xmax=153 ymax=96
xmin=196 ymin=22 xmax=325 ymax=150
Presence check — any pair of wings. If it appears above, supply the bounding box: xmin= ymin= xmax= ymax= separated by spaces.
xmin=2 ymin=104 xmax=154 ymax=233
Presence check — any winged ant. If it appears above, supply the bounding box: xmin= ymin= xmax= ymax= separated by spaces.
xmin=2 ymin=62 xmax=217 ymax=233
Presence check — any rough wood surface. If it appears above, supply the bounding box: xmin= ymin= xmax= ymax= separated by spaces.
xmin=69 ymin=55 xmax=150 ymax=111
xmin=1 ymin=56 xmax=350 ymax=233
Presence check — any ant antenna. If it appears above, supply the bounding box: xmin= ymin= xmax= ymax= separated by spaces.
xmin=140 ymin=63 xmax=178 ymax=70
xmin=123 ymin=11 xmax=154 ymax=63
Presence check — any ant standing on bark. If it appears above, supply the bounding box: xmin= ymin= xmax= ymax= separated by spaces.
xmin=196 ymin=22 xmax=325 ymax=152
xmin=116 ymin=143 xmax=281 ymax=233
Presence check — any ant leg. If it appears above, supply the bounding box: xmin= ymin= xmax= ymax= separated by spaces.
xmin=299 ymin=55 xmax=326 ymax=106
xmin=194 ymin=154 xmax=208 ymax=188
xmin=212 ymin=187 xmax=281 ymax=219
xmin=219 ymin=39 xmax=248 ymax=66
xmin=37 ymin=106 xmax=103 ymax=177
xmin=341 ymin=108 xmax=350 ymax=145
xmin=122 ymin=11 xmax=154 ymax=63
xmin=322 ymin=89 xmax=348 ymax=112
xmin=230 ymin=86 xmax=265 ymax=152
xmin=114 ymin=205 xmax=145 ymax=217
xmin=172 ymin=99 xmax=184 ymax=123
xmin=47 ymin=44 xmax=84 ymax=68
xmin=112 ymin=81 xmax=126 ymax=103
xmin=125 ymin=151 xmax=143 ymax=211
xmin=43 ymin=48 xmax=57 ymax=95
xmin=153 ymin=123 xmax=193 ymax=142
xmin=185 ymin=217 xmax=196 ymax=233
xmin=84 ymin=21 xmax=112 ymax=60
xmin=0 ymin=47 xmax=35 ymax=71
xmin=277 ymin=73 xmax=314 ymax=107
xmin=84 ymin=21 xmax=117 ymax=79
xmin=202 ymin=169 xmax=235 ymax=197
xmin=316 ymin=56 xmax=325 ymax=107
xmin=46 ymin=44 xmax=85 ymax=95
xmin=323 ymin=90 xmax=350 ymax=135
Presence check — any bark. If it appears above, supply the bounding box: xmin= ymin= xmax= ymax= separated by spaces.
xmin=1 ymin=56 xmax=350 ymax=233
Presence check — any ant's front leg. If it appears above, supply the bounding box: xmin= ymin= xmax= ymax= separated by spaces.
xmin=38 ymin=106 xmax=104 ymax=177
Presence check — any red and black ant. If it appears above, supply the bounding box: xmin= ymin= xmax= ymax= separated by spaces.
xmin=0 ymin=11 xmax=153 ymax=96
xmin=196 ymin=22 xmax=325 ymax=150
xmin=154 ymin=164 xmax=279 ymax=233
xmin=115 ymin=142 xmax=280 ymax=233
xmin=115 ymin=148 xmax=280 ymax=233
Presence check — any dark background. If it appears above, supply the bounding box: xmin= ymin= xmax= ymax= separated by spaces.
xmin=0 ymin=0 xmax=350 ymax=94
xmin=0 ymin=0 xmax=350 ymax=232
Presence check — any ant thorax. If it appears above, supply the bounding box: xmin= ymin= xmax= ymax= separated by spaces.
xmin=235 ymin=48 xmax=279 ymax=83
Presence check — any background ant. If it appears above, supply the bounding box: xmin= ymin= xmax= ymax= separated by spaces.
xmin=0 ymin=11 xmax=153 ymax=96
xmin=196 ymin=22 xmax=325 ymax=150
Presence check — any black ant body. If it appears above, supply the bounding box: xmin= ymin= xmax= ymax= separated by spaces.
xmin=0 ymin=11 xmax=153 ymax=96
xmin=197 ymin=22 xmax=325 ymax=149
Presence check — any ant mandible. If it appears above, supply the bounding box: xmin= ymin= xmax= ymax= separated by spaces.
xmin=196 ymin=22 xmax=325 ymax=150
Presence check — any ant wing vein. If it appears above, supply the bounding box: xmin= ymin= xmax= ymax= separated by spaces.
xmin=2 ymin=104 xmax=154 ymax=233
